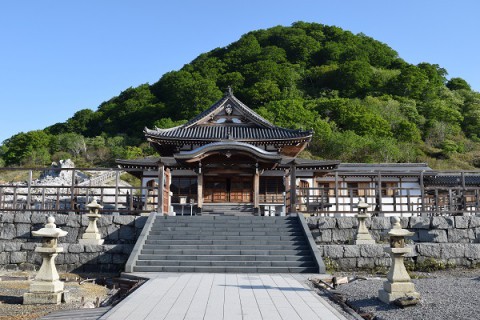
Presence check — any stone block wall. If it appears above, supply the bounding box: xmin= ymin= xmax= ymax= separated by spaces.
xmin=0 ymin=211 xmax=147 ymax=273
xmin=306 ymin=216 xmax=480 ymax=244
xmin=319 ymin=243 xmax=480 ymax=271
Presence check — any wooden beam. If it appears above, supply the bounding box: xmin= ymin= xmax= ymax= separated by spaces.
xmin=157 ymin=164 xmax=164 ymax=214
xmin=290 ymin=162 xmax=297 ymax=213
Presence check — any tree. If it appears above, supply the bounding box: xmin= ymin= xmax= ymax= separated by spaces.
xmin=447 ymin=77 xmax=471 ymax=91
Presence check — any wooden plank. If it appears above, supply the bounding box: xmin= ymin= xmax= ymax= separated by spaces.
xmin=259 ymin=274 xmax=302 ymax=320
xmin=282 ymin=274 xmax=343 ymax=320
xmin=203 ymin=273 xmax=226 ymax=320
xmin=163 ymin=273 xmax=204 ymax=320
xmin=184 ymin=273 xmax=215 ymax=320
xmin=268 ymin=274 xmax=321 ymax=320
xmin=237 ymin=274 xmax=263 ymax=320
xmin=142 ymin=273 xmax=193 ymax=319
xmin=247 ymin=274 xmax=282 ymax=320
xmin=101 ymin=275 xmax=178 ymax=320
xmin=223 ymin=274 xmax=242 ymax=320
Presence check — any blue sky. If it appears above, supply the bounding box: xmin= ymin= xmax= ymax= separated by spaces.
xmin=1 ymin=0 xmax=479 ymax=143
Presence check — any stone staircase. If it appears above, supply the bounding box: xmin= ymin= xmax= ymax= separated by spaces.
xmin=126 ymin=215 xmax=324 ymax=273
xmin=200 ymin=203 xmax=255 ymax=215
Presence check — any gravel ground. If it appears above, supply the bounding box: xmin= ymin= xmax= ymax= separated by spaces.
xmin=0 ymin=271 xmax=110 ymax=320
xmin=316 ymin=268 xmax=480 ymax=320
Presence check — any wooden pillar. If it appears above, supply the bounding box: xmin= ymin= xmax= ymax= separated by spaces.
xmin=253 ymin=164 xmax=260 ymax=214
xmin=26 ymin=170 xmax=33 ymax=209
xmin=376 ymin=172 xmax=383 ymax=216
xmin=114 ymin=170 xmax=120 ymax=210
xmin=290 ymin=162 xmax=297 ymax=213
xmin=70 ymin=169 xmax=76 ymax=211
xmin=197 ymin=163 xmax=203 ymax=212
xmin=420 ymin=172 xmax=426 ymax=217
xmin=334 ymin=172 xmax=339 ymax=215
xmin=157 ymin=164 xmax=164 ymax=214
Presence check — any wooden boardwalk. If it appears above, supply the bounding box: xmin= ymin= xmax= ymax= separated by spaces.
xmin=100 ymin=273 xmax=346 ymax=320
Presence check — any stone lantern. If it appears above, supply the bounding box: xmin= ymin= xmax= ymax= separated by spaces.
xmin=379 ymin=217 xmax=420 ymax=304
xmin=354 ymin=199 xmax=375 ymax=244
xmin=79 ymin=199 xmax=104 ymax=245
xmin=24 ymin=216 xmax=68 ymax=305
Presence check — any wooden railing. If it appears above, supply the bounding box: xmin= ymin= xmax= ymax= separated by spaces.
xmin=0 ymin=167 xmax=152 ymax=214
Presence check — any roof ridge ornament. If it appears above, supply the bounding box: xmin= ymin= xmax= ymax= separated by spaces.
xmin=227 ymin=85 xmax=233 ymax=96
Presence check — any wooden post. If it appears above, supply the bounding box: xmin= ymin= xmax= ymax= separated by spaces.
xmin=157 ymin=164 xmax=164 ymax=214
xmin=253 ymin=165 xmax=260 ymax=214
xmin=376 ymin=172 xmax=383 ymax=216
xmin=334 ymin=172 xmax=339 ymax=215
xmin=420 ymin=171 xmax=426 ymax=217
xmin=290 ymin=162 xmax=297 ymax=214
xmin=26 ymin=170 xmax=33 ymax=209
xmin=70 ymin=169 xmax=76 ymax=211
xmin=197 ymin=170 xmax=203 ymax=212
xmin=114 ymin=171 xmax=120 ymax=210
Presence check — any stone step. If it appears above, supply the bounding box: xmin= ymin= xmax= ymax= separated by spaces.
xmin=136 ymin=254 xmax=313 ymax=262
xmin=148 ymin=230 xmax=303 ymax=236
xmin=132 ymin=265 xmax=318 ymax=273
xmin=150 ymin=226 xmax=302 ymax=231
xmin=154 ymin=216 xmax=296 ymax=221
xmin=140 ymin=249 xmax=311 ymax=256
xmin=141 ymin=244 xmax=310 ymax=250
xmin=135 ymin=260 xmax=316 ymax=267
xmin=146 ymin=235 xmax=305 ymax=241
xmin=144 ymin=239 xmax=306 ymax=245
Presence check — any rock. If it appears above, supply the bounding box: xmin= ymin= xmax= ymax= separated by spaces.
xmin=357 ymin=257 xmax=375 ymax=269
xmin=455 ymin=216 xmax=470 ymax=229
xmin=337 ymin=217 xmax=357 ymax=229
xmin=323 ymin=245 xmax=344 ymax=259
xmin=417 ymin=243 xmax=442 ymax=258
xmin=69 ymin=244 xmax=84 ymax=253
xmin=394 ymin=296 xmax=420 ymax=307
xmin=431 ymin=216 xmax=455 ymax=229
xmin=83 ymin=301 xmax=95 ymax=309
xmin=14 ymin=212 xmax=32 ymax=223
xmin=447 ymin=229 xmax=475 ymax=243
xmin=0 ymin=224 xmax=16 ymax=240
xmin=465 ymin=244 xmax=480 ymax=259
xmin=113 ymin=215 xmax=135 ymax=226
xmin=440 ymin=243 xmax=465 ymax=259
xmin=317 ymin=217 xmax=337 ymax=229
xmin=409 ymin=216 xmax=430 ymax=229
xmin=418 ymin=230 xmax=447 ymax=242
xmin=344 ymin=245 xmax=361 ymax=258
xmin=10 ymin=251 xmax=27 ymax=264
xmin=371 ymin=217 xmax=391 ymax=230
xmin=360 ymin=244 xmax=385 ymax=258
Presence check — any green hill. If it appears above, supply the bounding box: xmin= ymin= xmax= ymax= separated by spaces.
xmin=2 ymin=21 xmax=480 ymax=169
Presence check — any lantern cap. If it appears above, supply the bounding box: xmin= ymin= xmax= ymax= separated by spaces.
xmin=388 ymin=217 xmax=414 ymax=237
xmin=32 ymin=216 xmax=68 ymax=238
xmin=86 ymin=199 xmax=103 ymax=210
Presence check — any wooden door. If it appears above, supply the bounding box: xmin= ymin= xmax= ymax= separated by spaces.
xmin=230 ymin=177 xmax=252 ymax=202
xmin=204 ymin=176 xmax=252 ymax=203
xmin=204 ymin=178 xmax=227 ymax=203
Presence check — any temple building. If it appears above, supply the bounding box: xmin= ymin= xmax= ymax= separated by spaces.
xmin=117 ymin=90 xmax=339 ymax=215
xmin=117 ymin=91 xmax=480 ymax=217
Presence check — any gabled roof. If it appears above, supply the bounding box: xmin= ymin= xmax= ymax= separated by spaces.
xmin=144 ymin=91 xmax=313 ymax=143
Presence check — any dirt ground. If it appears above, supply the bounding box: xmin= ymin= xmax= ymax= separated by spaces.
xmin=0 ymin=271 xmax=110 ymax=320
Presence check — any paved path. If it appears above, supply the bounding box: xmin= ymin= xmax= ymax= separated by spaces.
xmin=100 ymin=273 xmax=346 ymax=320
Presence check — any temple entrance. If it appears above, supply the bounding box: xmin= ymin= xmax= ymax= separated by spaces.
xmin=204 ymin=176 xmax=253 ymax=203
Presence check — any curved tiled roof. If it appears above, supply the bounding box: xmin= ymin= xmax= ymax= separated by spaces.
xmin=144 ymin=125 xmax=311 ymax=141
xmin=144 ymin=91 xmax=312 ymax=143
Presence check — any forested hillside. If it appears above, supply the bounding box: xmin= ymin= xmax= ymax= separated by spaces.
xmin=2 ymin=22 xmax=480 ymax=169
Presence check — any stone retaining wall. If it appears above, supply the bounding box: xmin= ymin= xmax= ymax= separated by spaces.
xmin=307 ymin=216 xmax=480 ymax=244
xmin=319 ymin=243 xmax=480 ymax=271
xmin=0 ymin=211 xmax=147 ymax=273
